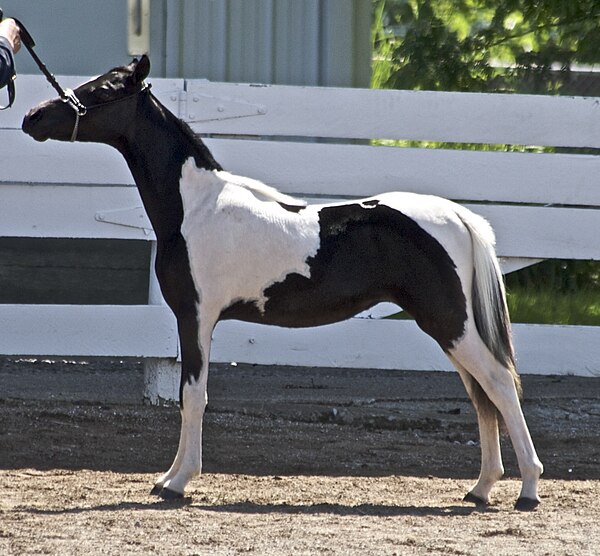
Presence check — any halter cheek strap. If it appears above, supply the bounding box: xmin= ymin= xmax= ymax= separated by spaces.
xmin=62 ymin=88 xmax=88 ymax=142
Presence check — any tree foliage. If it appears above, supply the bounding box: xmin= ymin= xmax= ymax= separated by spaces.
xmin=373 ymin=0 xmax=600 ymax=93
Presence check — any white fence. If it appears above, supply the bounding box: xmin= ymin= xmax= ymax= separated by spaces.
xmin=1 ymin=74 xmax=599 ymax=403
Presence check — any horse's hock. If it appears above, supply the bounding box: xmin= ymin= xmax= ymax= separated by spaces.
xmin=2 ymin=74 xmax=600 ymax=404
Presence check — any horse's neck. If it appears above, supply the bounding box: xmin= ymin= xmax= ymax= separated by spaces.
xmin=117 ymin=95 xmax=219 ymax=239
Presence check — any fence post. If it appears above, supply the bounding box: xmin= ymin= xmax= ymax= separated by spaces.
xmin=142 ymin=241 xmax=180 ymax=405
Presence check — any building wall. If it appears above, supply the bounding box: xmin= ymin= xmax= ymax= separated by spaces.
xmin=4 ymin=0 xmax=371 ymax=87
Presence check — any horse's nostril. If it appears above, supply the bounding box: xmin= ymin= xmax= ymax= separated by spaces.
xmin=22 ymin=108 xmax=47 ymax=139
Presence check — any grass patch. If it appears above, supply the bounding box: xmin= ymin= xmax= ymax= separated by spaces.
xmin=506 ymin=260 xmax=600 ymax=326
xmin=506 ymin=287 xmax=600 ymax=326
xmin=387 ymin=287 xmax=600 ymax=326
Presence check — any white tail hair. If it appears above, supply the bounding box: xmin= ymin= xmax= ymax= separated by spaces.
xmin=453 ymin=206 xmax=521 ymax=397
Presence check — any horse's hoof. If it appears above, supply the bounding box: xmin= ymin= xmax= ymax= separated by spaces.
xmin=463 ymin=492 xmax=487 ymax=506
xmin=159 ymin=487 xmax=184 ymax=500
xmin=149 ymin=484 xmax=163 ymax=496
xmin=515 ymin=497 xmax=540 ymax=511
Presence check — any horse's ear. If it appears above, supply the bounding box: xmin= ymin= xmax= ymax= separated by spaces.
xmin=132 ymin=55 xmax=151 ymax=84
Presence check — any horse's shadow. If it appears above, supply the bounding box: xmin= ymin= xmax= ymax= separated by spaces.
xmin=18 ymin=498 xmax=495 ymax=518
xmin=189 ymin=500 xmax=493 ymax=517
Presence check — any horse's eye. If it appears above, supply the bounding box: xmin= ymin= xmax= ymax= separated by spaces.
xmin=94 ymin=86 xmax=113 ymax=101
xmin=100 ymin=88 xmax=112 ymax=99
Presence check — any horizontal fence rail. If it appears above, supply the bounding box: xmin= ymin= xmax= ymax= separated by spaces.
xmin=1 ymin=74 xmax=599 ymax=403
xmin=187 ymin=80 xmax=600 ymax=147
xmin=0 ymin=305 xmax=177 ymax=357
xmin=205 ymin=139 xmax=600 ymax=207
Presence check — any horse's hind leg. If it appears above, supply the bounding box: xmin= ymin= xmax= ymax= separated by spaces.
xmin=449 ymin=328 xmax=543 ymax=510
xmin=449 ymin=355 xmax=503 ymax=505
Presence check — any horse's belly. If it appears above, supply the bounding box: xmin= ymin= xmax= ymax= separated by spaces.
xmin=220 ymin=287 xmax=385 ymax=328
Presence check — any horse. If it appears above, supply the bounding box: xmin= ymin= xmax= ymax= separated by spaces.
xmin=22 ymin=55 xmax=543 ymax=510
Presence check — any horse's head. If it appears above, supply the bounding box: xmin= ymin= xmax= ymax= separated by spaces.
xmin=22 ymin=55 xmax=151 ymax=144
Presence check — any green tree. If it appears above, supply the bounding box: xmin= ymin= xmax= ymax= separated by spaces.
xmin=373 ymin=0 xmax=600 ymax=93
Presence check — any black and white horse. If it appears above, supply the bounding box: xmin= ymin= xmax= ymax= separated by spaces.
xmin=22 ymin=56 xmax=543 ymax=510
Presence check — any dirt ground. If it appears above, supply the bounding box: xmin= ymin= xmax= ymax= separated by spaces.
xmin=1 ymin=357 xmax=599 ymax=555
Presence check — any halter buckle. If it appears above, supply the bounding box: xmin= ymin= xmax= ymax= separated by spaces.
xmin=62 ymin=89 xmax=87 ymax=116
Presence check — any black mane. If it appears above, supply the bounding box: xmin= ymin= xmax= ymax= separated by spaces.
xmin=169 ymin=103 xmax=223 ymax=172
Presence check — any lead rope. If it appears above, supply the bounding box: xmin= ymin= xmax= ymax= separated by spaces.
xmin=1 ymin=14 xmax=87 ymax=125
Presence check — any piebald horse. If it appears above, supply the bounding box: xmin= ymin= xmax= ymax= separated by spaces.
xmin=22 ymin=56 xmax=543 ymax=510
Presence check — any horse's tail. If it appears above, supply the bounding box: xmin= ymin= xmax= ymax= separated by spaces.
xmin=453 ymin=206 xmax=522 ymax=402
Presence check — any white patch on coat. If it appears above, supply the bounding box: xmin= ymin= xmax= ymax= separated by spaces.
xmin=179 ymin=159 xmax=320 ymax=319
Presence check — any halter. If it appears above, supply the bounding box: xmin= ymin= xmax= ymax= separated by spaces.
xmin=62 ymin=82 xmax=152 ymax=142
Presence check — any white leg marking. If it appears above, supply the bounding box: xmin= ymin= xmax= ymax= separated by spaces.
xmin=159 ymin=323 xmax=214 ymax=496
xmin=450 ymin=327 xmax=543 ymax=504
xmin=451 ymin=357 xmax=504 ymax=503
xmin=154 ymin=408 xmax=189 ymax=491
xmin=161 ymin=372 xmax=209 ymax=494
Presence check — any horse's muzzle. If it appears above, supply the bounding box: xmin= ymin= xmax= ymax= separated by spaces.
xmin=22 ymin=107 xmax=49 ymax=141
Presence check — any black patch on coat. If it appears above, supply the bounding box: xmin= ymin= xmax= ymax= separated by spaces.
xmin=220 ymin=202 xmax=468 ymax=351
xmin=154 ymin=234 xmax=203 ymax=405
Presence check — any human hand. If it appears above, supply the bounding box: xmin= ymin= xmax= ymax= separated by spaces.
xmin=0 ymin=18 xmax=21 ymax=53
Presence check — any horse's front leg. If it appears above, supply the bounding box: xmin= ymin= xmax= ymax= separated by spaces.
xmin=151 ymin=314 xmax=212 ymax=499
